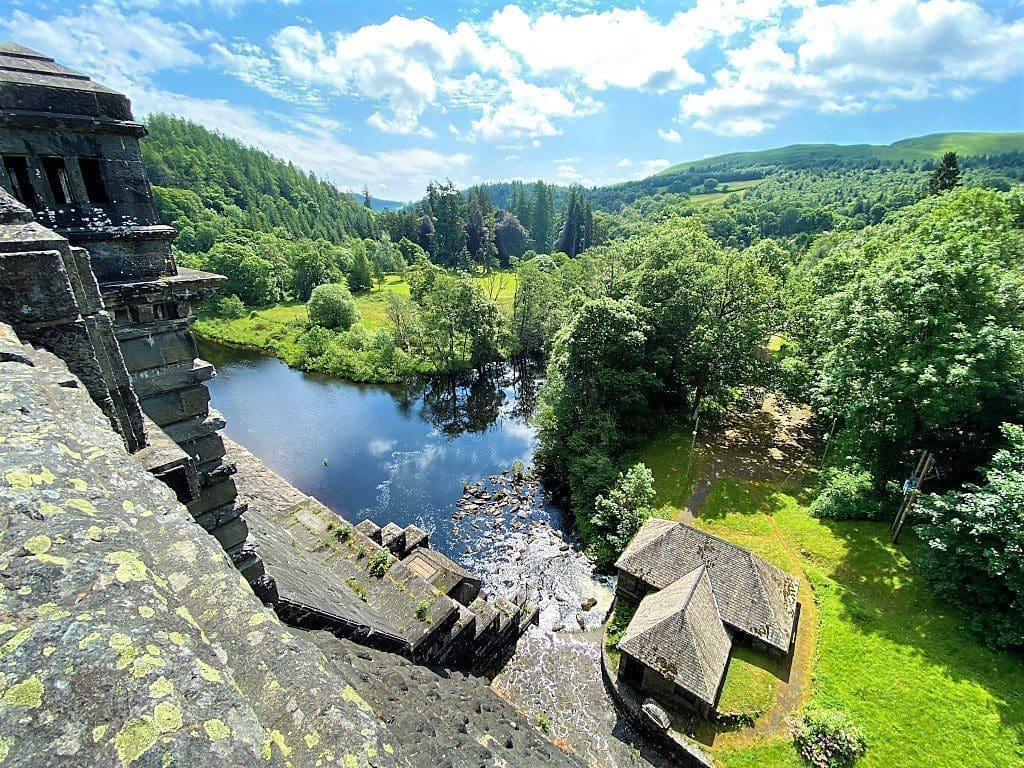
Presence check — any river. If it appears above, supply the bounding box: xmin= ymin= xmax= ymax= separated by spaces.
xmin=198 ymin=339 xmax=568 ymax=560
xmin=198 ymin=339 xmax=664 ymax=767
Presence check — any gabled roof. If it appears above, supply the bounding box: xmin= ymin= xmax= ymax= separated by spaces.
xmin=619 ymin=566 xmax=732 ymax=707
xmin=616 ymin=519 xmax=799 ymax=653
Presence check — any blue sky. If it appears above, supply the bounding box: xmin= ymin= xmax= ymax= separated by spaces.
xmin=4 ymin=0 xmax=1023 ymax=200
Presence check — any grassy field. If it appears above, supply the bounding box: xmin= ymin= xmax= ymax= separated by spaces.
xmin=688 ymin=179 xmax=761 ymax=207
xmin=640 ymin=438 xmax=1024 ymax=768
xmin=194 ymin=271 xmax=519 ymax=356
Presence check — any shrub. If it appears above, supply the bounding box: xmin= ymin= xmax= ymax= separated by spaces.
xmin=590 ymin=463 xmax=656 ymax=563
xmin=810 ymin=466 xmax=881 ymax=520
xmin=307 ymin=282 xmax=358 ymax=330
xmin=791 ymin=708 xmax=867 ymax=768
xmin=368 ymin=548 xmax=392 ymax=577
xmin=345 ymin=577 xmax=367 ymax=601
xmin=415 ymin=599 xmax=433 ymax=622
xmin=333 ymin=524 xmax=352 ymax=543
xmin=214 ymin=294 xmax=247 ymax=319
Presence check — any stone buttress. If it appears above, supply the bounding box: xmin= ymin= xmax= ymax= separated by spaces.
xmin=0 ymin=41 xmax=272 ymax=599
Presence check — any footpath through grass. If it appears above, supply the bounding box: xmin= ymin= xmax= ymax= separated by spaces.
xmin=642 ymin=443 xmax=1024 ymax=767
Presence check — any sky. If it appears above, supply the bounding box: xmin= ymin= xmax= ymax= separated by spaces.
xmin=4 ymin=1 xmax=1023 ymax=201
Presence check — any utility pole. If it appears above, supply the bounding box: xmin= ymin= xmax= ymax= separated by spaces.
xmin=892 ymin=450 xmax=933 ymax=544
xmin=819 ymin=417 xmax=838 ymax=471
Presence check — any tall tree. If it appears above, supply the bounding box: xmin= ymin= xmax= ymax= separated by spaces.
xmin=530 ymin=180 xmax=554 ymax=253
xmin=430 ymin=180 xmax=467 ymax=268
xmin=916 ymin=423 xmax=1024 ymax=648
xmin=511 ymin=181 xmax=532 ymax=231
xmin=928 ymin=151 xmax=962 ymax=195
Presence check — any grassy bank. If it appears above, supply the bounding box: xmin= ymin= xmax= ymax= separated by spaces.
xmin=641 ymin=437 xmax=1024 ymax=767
xmin=193 ymin=272 xmax=519 ymax=383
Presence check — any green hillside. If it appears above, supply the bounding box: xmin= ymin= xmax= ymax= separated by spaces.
xmin=890 ymin=131 xmax=1024 ymax=157
xmin=659 ymin=132 xmax=1024 ymax=177
xmin=586 ymin=131 xmax=1024 ymax=221
xmin=142 ymin=114 xmax=378 ymax=246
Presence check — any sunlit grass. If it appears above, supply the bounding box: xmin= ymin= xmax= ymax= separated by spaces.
xmin=639 ymin=450 xmax=1024 ymax=768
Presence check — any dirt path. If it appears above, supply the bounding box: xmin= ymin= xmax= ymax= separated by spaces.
xmin=681 ymin=391 xmax=821 ymax=749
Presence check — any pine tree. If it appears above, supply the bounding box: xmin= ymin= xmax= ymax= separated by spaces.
xmin=530 ymin=180 xmax=554 ymax=254
xmin=928 ymin=152 xmax=962 ymax=195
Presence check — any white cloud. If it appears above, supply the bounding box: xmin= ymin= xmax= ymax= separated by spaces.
xmin=1 ymin=3 xmax=206 ymax=96
xmin=131 ymin=89 xmax=469 ymax=199
xmin=616 ymin=158 xmax=633 ymax=168
xmin=680 ymin=0 xmax=1024 ymax=135
xmin=487 ymin=4 xmax=703 ymax=92
xmin=267 ymin=17 xmax=516 ymax=135
xmin=657 ymin=128 xmax=682 ymax=142
xmin=469 ymin=79 xmax=601 ymax=141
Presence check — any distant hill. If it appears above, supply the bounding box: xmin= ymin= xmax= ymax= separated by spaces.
xmin=368 ymin=198 xmax=406 ymax=212
xmin=141 ymin=114 xmax=378 ymax=244
xmin=658 ymin=132 xmax=1024 ymax=177
xmin=588 ymin=131 xmax=1024 ymax=211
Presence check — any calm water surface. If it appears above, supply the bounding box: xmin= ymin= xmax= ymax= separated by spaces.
xmin=198 ymin=340 xmax=567 ymax=559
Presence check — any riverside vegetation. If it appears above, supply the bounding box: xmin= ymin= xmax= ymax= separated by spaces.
xmin=143 ymin=118 xmax=1024 ymax=767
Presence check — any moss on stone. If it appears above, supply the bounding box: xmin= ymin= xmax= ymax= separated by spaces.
xmin=202 ymin=718 xmax=229 ymax=742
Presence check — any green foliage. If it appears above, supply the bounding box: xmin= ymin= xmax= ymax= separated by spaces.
xmin=537 ymin=713 xmax=550 ymax=733
xmin=591 ymin=464 xmax=656 ymax=564
xmin=537 ymin=219 xmax=778 ymax=558
xmin=604 ymin=600 xmax=637 ymax=648
xmin=203 ymin=242 xmax=277 ymax=306
xmin=809 ymin=467 xmax=881 ymax=521
xmin=348 ymin=249 xmax=374 ymax=292
xmin=345 ymin=577 xmax=368 ymax=601
xmin=916 ymin=423 xmax=1024 ymax=648
xmin=927 ymin=152 xmax=961 ymax=195
xmin=791 ymin=708 xmax=867 ymax=768
xmin=143 ymin=114 xmax=376 ymax=244
xmin=307 ymin=283 xmax=357 ymax=331
xmin=333 ymin=523 xmax=353 ymax=542
xmin=214 ymin=294 xmax=247 ymax=319
xmin=289 ymin=242 xmax=341 ymax=301
xmin=792 ymin=187 xmax=1024 ymax=485
xmin=368 ymin=548 xmax=392 ymax=577
xmin=415 ymin=599 xmax=433 ymax=622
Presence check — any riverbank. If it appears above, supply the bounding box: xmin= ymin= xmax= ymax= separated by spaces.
xmin=194 ymin=272 xmax=519 ymax=385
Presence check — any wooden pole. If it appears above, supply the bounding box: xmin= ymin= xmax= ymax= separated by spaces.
xmin=893 ymin=452 xmax=933 ymax=544
xmin=891 ymin=451 xmax=927 ymax=531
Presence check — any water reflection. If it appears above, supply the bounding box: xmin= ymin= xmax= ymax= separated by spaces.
xmin=197 ymin=340 xmax=560 ymax=558
xmin=397 ymin=361 xmax=543 ymax=439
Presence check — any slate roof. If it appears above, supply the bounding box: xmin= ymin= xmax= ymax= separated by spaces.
xmin=619 ymin=566 xmax=732 ymax=707
xmin=616 ymin=519 xmax=799 ymax=653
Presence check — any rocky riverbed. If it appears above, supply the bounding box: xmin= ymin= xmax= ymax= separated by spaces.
xmin=452 ymin=470 xmax=614 ymax=631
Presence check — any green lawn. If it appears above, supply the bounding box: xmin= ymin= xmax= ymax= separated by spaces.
xmin=633 ymin=421 xmax=704 ymax=517
xmin=688 ymin=179 xmax=760 ymax=207
xmin=647 ymin=469 xmax=1024 ymax=768
xmin=193 ymin=271 xmax=518 ymax=357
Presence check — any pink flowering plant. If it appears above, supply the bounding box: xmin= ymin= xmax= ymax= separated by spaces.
xmin=791 ymin=708 xmax=867 ymax=768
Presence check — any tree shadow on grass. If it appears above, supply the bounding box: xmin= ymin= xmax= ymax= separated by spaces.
xmin=813 ymin=518 xmax=1024 ymax=748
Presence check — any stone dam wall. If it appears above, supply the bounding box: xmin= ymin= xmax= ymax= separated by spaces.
xmin=0 ymin=320 xmax=585 ymax=768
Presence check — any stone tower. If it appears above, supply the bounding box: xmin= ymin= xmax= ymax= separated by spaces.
xmin=0 ymin=42 xmax=273 ymax=600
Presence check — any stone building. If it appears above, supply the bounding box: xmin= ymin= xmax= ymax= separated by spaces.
xmin=617 ymin=565 xmax=731 ymax=718
xmin=613 ymin=518 xmax=800 ymax=714
xmin=0 ymin=41 xmax=272 ymax=598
